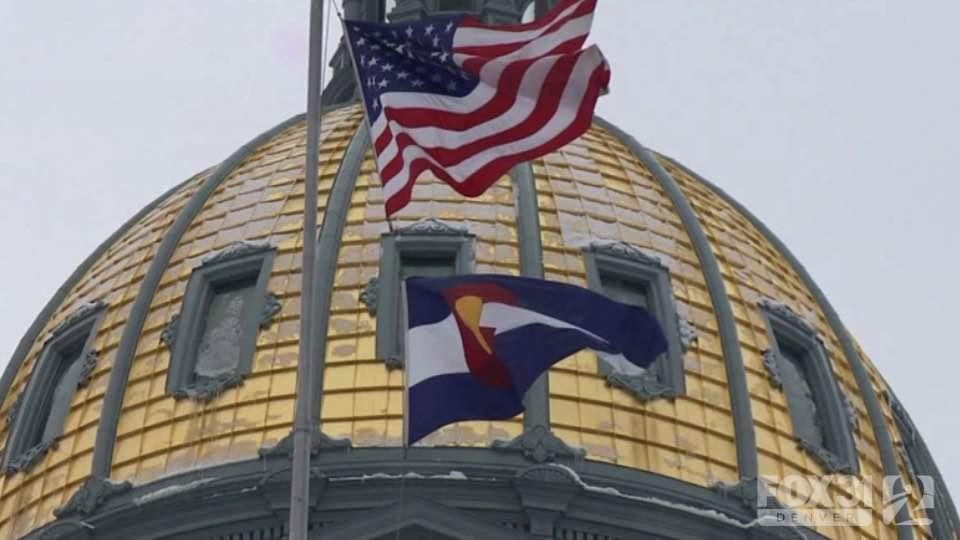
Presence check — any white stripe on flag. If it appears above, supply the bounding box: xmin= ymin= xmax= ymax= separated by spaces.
xmin=478 ymin=302 xmax=609 ymax=343
xmin=406 ymin=313 xmax=469 ymax=387
xmin=382 ymin=47 xmax=604 ymax=197
xmin=373 ymin=53 xmax=558 ymax=170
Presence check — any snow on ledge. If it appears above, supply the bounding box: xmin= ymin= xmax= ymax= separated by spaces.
xmin=548 ymin=464 xmax=807 ymax=538
xmin=328 ymin=470 xmax=468 ymax=482
xmin=134 ymin=478 xmax=217 ymax=506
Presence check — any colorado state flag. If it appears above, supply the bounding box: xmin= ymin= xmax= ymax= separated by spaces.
xmin=404 ymin=274 xmax=668 ymax=445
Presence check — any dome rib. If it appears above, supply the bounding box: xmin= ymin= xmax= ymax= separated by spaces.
xmin=509 ymin=162 xmax=551 ymax=431
xmin=0 ymin=172 xmax=203 ymax=412
xmin=306 ymin=122 xmax=369 ymax=422
xmin=660 ymin=155 xmax=920 ymax=540
xmin=592 ymin=117 xmax=759 ymax=489
xmin=90 ymin=112 xmax=307 ymax=478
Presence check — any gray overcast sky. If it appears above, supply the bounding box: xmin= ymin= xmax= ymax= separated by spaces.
xmin=1 ymin=1 xmax=957 ymax=495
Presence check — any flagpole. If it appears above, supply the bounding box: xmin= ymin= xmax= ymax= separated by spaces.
xmin=401 ymin=280 xmax=410 ymax=448
xmin=289 ymin=0 xmax=324 ymax=537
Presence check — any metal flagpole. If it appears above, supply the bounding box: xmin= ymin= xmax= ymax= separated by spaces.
xmin=289 ymin=0 xmax=324 ymax=538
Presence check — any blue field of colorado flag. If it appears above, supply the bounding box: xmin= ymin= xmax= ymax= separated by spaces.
xmin=404 ymin=274 xmax=667 ymax=445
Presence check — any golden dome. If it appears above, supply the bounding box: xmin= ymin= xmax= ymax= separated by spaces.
xmin=0 ymin=104 xmax=954 ymax=540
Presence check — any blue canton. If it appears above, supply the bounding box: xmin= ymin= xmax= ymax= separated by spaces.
xmin=344 ymin=16 xmax=481 ymax=123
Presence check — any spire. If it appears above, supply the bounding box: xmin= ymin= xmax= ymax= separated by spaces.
xmin=321 ymin=1 xmax=382 ymax=106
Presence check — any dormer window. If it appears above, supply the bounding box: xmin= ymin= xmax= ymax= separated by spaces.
xmin=369 ymin=219 xmax=474 ymax=368
xmin=760 ymin=299 xmax=859 ymax=474
xmin=163 ymin=242 xmax=279 ymax=402
xmin=582 ymin=242 xmax=690 ymax=402
xmin=3 ymin=302 xmax=105 ymax=474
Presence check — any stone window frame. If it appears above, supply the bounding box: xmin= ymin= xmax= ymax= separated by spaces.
xmin=163 ymin=241 xmax=279 ymax=403
xmin=371 ymin=218 xmax=475 ymax=369
xmin=759 ymin=299 xmax=859 ymax=474
xmin=582 ymin=241 xmax=690 ymax=402
xmin=3 ymin=301 xmax=106 ymax=475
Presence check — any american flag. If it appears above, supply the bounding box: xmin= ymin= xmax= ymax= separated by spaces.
xmin=344 ymin=0 xmax=610 ymax=216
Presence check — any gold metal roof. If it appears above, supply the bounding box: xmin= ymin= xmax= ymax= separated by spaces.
xmin=0 ymin=105 xmax=938 ymax=539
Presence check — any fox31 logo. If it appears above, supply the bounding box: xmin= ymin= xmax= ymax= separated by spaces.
xmin=756 ymin=475 xmax=935 ymax=528
xmin=883 ymin=475 xmax=935 ymax=527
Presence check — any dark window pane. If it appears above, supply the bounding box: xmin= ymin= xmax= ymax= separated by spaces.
xmin=39 ymin=344 xmax=85 ymax=443
xmin=600 ymin=273 xmax=650 ymax=310
xmin=400 ymin=255 xmax=456 ymax=279
xmin=778 ymin=342 xmax=826 ymax=448
xmin=195 ymin=281 xmax=256 ymax=379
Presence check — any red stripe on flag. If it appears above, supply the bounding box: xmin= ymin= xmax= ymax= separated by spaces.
xmin=383 ymin=57 xmax=542 ymax=130
xmin=382 ymin=62 xmax=609 ymax=216
xmin=378 ymin=53 xmax=581 ymax=174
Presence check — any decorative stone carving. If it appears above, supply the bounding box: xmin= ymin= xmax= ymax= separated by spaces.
xmin=896 ymin=441 xmax=920 ymax=484
xmin=516 ymin=464 xmax=579 ymax=486
xmin=76 ymin=350 xmax=99 ymax=389
xmin=605 ymin=370 xmax=677 ymax=402
xmin=160 ymin=313 xmax=180 ymax=352
xmin=6 ymin=393 xmax=23 ymax=427
xmin=200 ymin=240 xmax=273 ymax=267
xmin=713 ymin=477 xmax=765 ymax=511
xmin=677 ymin=315 xmax=698 ymax=353
xmin=395 ymin=217 xmax=468 ymax=236
xmin=589 ymin=241 xmax=666 ymax=270
xmin=840 ymin=390 xmax=859 ymax=431
xmin=492 ymin=425 xmax=585 ymax=464
xmin=259 ymin=292 xmax=282 ymax=329
xmin=514 ymin=464 xmax=581 ymax=538
xmin=54 ymin=476 xmax=132 ymax=517
xmin=359 ymin=277 xmax=380 ymax=315
xmin=3 ymin=438 xmax=57 ymax=475
xmin=171 ymin=372 xmax=245 ymax=403
xmin=796 ymin=437 xmax=853 ymax=474
xmin=886 ymin=392 xmax=915 ymax=443
xmin=383 ymin=355 xmax=404 ymax=371
xmin=758 ymin=298 xmax=816 ymax=336
xmin=48 ymin=301 xmax=106 ymax=342
xmin=762 ymin=349 xmax=783 ymax=389
xmin=259 ymin=430 xmax=351 ymax=458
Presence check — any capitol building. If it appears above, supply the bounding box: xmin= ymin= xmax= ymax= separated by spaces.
xmin=0 ymin=1 xmax=955 ymax=539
